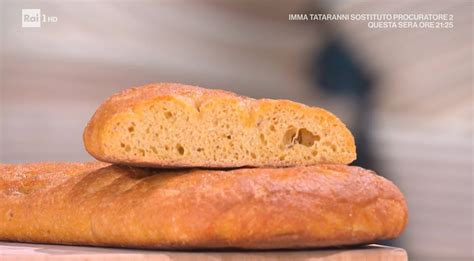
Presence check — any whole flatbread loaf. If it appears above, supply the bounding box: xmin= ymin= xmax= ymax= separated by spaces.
xmin=0 ymin=162 xmax=407 ymax=249
xmin=83 ymin=83 xmax=356 ymax=168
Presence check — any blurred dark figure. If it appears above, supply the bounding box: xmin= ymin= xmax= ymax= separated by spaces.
xmin=304 ymin=0 xmax=390 ymax=243
xmin=311 ymin=36 xmax=401 ymax=247
xmin=311 ymin=36 xmax=377 ymax=171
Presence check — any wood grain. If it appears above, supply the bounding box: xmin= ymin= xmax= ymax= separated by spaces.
xmin=0 ymin=243 xmax=407 ymax=261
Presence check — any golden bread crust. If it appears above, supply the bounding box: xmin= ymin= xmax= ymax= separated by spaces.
xmin=83 ymin=83 xmax=356 ymax=168
xmin=0 ymin=162 xmax=407 ymax=249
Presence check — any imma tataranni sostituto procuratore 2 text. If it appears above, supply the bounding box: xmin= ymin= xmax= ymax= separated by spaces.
xmin=288 ymin=13 xmax=454 ymax=29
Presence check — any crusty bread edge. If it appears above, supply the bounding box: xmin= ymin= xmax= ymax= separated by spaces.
xmin=0 ymin=163 xmax=406 ymax=249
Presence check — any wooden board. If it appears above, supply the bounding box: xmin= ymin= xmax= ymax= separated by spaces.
xmin=0 ymin=242 xmax=407 ymax=261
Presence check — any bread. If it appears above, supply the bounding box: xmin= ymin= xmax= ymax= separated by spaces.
xmin=0 ymin=162 xmax=407 ymax=249
xmin=83 ymin=83 xmax=356 ymax=168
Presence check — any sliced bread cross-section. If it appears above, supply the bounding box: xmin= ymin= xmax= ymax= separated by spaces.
xmin=83 ymin=83 xmax=356 ymax=168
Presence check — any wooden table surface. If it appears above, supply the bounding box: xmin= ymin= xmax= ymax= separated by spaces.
xmin=0 ymin=242 xmax=407 ymax=261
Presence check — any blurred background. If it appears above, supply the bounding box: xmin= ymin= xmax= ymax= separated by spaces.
xmin=0 ymin=0 xmax=472 ymax=260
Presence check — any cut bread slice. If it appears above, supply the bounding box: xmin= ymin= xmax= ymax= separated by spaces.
xmin=83 ymin=83 xmax=356 ymax=167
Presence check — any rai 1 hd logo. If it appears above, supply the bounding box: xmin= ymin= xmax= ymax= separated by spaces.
xmin=22 ymin=9 xmax=58 ymax=28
